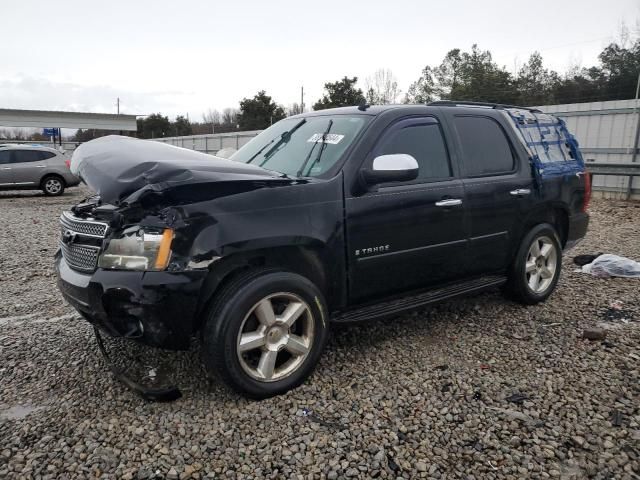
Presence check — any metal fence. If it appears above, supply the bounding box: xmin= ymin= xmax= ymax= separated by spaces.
xmin=149 ymin=131 xmax=261 ymax=155
xmin=535 ymin=99 xmax=640 ymax=199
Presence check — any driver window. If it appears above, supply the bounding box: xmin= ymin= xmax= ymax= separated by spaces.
xmin=377 ymin=121 xmax=452 ymax=182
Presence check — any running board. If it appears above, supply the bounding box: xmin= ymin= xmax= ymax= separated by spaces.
xmin=332 ymin=275 xmax=506 ymax=323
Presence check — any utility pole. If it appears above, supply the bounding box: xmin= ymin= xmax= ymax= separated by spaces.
xmin=116 ymin=97 xmax=120 ymax=114
xmin=301 ymin=86 xmax=305 ymax=113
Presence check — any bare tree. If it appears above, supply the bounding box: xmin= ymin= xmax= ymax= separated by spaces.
xmin=287 ymin=102 xmax=304 ymax=116
xmin=0 ymin=128 xmax=28 ymax=140
xmin=222 ymin=107 xmax=239 ymax=126
xmin=203 ymin=108 xmax=221 ymax=124
xmin=364 ymin=68 xmax=401 ymax=104
xmin=203 ymin=108 xmax=221 ymax=133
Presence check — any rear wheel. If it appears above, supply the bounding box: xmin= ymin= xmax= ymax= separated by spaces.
xmin=42 ymin=176 xmax=65 ymax=196
xmin=506 ymin=223 xmax=562 ymax=304
xmin=201 ymin=269 xmax=329 ymax=399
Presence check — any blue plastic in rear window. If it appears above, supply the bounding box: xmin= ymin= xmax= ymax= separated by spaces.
xmin=505 ymin=109 xmax=584 ymax=178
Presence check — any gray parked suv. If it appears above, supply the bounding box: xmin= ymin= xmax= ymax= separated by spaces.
xmin=0 ymin=144 xmax=80 ymax=196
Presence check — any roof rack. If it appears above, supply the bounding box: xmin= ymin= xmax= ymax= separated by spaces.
xmin=428 ymin=100 xmax=542 ymax=113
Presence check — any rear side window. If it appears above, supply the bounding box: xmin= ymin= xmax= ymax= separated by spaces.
xmin=38 ymin=151 xmax=56 ymax=160
xmin=455 ymin=116 xmax=515 ymax=176
xmin=12 ymin=150 xmax=43 ymax=163
xmin=376 ymin=120 xmax=451 ymax=181
xmin=0 ymin=151 xmax=10 ymax=164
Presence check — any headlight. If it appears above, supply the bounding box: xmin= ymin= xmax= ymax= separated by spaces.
xmin=98 ymin=226 xmax=174 ymax=271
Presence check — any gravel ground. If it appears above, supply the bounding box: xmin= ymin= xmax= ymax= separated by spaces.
xmin=0 ymin=186 xmax=639 ymax=480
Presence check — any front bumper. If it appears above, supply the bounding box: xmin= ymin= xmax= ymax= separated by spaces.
xmin=55 ymin=251 xmax=207 ymax=350
xmin=564 ymin=212 xmax=589 ymax=251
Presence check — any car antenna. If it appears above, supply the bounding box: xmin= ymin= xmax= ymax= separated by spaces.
xmin=357 ymin=99 xmax=370 ymax=111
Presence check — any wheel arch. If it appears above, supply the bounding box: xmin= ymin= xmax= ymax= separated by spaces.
xmin=194 ymin=243 xmax=333 ymax=332
xmin=517 ymin=203 xmax=569 ymax=248
xmin=40 ymin=172 xmax=66 ymax=188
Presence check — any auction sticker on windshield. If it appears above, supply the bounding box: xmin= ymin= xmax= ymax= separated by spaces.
xmin=307 ymin=133 xmax=345 ymax=144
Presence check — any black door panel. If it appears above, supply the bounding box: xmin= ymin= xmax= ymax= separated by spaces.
xmin=444 ymin=113 xmax=535 ymax=275
xmin=345 ymin=114 xmax=468 ymax=304
xmin=346 ymin=181 xmax=467 ymax=302
xmin=464 ymin=175 xmax=534 ymax=273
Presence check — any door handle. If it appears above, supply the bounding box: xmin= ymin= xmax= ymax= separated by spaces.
xmin=35 ymin=165 xmax=46 ymax=168
xmin=510 ymin=189 xmax=531 ymax=196
xmin=1 ymin=167 xmax=11 ymax=170
xmin=435 ymin=198 xmax=463 ymax=207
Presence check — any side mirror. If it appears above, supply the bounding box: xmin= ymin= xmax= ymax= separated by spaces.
xmin=361 ymin=154 xmax=419 ymax=186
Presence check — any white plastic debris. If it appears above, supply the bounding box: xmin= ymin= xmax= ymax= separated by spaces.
xmin=581 ymin=254 xmax=640 ymax=278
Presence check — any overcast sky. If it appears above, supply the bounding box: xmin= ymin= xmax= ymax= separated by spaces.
xmin=1 ymin=0 xmax=637 ymax=121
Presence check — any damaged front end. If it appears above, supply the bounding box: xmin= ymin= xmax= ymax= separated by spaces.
xmin=55 ymin=136 xmax=298 ymax=398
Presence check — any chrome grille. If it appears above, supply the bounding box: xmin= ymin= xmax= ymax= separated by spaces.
xmin=59 ymin=242 xmax=101 ymax=272
xmin=60 ymin=212 xmax=108 ymax=238
xmin=59 ymin=212 xmax=108 ymax=272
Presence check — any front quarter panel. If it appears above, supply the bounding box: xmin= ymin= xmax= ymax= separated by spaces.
xmin=169 ymin=177 xmax=346 ymax=307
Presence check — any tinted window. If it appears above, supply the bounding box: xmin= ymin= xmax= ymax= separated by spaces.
xmin=0 ymin=151 xmax=11 ymax=164
xmin=38 ymin=151 xmax=56 ymax=160
xmin=455 ymin=116 xmax=514 ymax=176
xmin=12 ymin=150 xmax=43 ymax=163
xmin=377 ymin=121 xmax=451 ymax=181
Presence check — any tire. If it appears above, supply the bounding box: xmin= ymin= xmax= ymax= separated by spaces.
xmin=42 ymin=176 xmax=65 ymax=196
xmin=505 ymin=223 xmax=562 ymax=305
xmin=201 ymin=269 xmax=329 ymax=399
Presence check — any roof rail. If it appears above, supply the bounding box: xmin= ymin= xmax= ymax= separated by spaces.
xmin=428 ymin=100 xmax=542 ymax=113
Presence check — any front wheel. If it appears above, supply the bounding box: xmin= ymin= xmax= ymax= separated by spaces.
xmin=201 ymin=269 xmax=329 ymax=399
xmin=506 ymin=223 xmax=562 ymax=304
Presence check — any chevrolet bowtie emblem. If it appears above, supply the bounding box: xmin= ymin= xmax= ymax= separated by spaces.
xmin=62 ymin=229 xmax=77 ymax=245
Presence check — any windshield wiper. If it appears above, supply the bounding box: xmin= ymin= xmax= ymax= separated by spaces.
xmin=296 ymin=119 xmax=333 ymax=177
xmin=246 ymin=118 xmax=306 ymax=165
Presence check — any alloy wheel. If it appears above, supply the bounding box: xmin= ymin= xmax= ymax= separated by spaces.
xmin=525 ymin=235 xmax=558 ymax=294
xmin=236 ymin=292 xmax=314 ymax=382
xmin=45 ymin=178 xmax=62 ymax=194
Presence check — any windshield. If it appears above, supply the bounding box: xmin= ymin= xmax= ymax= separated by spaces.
xmin=230 ymin=115 xmax=369 ymax=177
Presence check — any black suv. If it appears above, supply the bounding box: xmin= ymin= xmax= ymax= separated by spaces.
xmin=55 ymin=102 xmax=590 ymax=398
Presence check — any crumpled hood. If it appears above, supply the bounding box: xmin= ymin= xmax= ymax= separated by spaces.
xmin=71 ymin=135 xmax=284 ymax=205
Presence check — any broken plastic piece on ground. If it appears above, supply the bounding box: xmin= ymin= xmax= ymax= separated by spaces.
xmin=505 ymin=393 xmax=529 ymax=404
xmin=300 ymin=407 xmax=345 ymax=430
xmin=581 ymin=254 xmax=640 ymax=278
xmin=386 ymin=453 xmax=401 ymax=472
xmin=611 ymin=410 xmax=623 ymax=427
xmin=94 ymin=328 xmax=182 ymax=402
